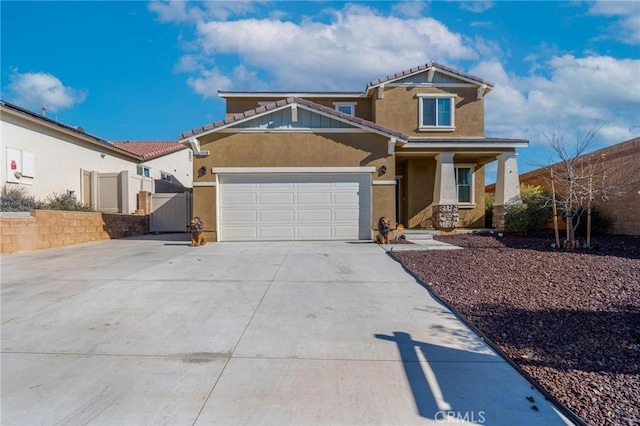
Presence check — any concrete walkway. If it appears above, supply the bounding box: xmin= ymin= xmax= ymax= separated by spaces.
xmin=1 ymin=235 xmax=572 ymax=425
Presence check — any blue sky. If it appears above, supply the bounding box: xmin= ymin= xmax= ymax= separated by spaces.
xmin=2 ymin=1 xmax=639 ymax=178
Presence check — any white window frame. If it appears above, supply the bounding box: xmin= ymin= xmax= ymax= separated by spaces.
xmin=454 ymin=164 xmax=476 ymax=207
xmin=137 ymin=165 xmax=151 ymax=178
xmin=333 ymin=102 xmax=356 ymax=116
xmin=417 ymin=93 xmax=455 ymax=131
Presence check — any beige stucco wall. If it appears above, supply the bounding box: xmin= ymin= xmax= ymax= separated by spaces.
xmin=398 ymin=157 xmax=486 ymax=229
xmin=373 ymin=86 xmax=484 ymax=137
xmin=193 ymin=185 xmax=217 ymax=241
xmin=225 ymin=97 xmax=373 ymax=122
xmin=192 ymin=132 xmax=395 ymax=240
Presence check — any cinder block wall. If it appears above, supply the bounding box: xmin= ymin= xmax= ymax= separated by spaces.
xmin=486 ymin=138 xmax=640 ymax=235
xmin=1 ymin=210 xmax=149 ymax=254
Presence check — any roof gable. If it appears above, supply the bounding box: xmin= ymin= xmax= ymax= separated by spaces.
xmin=179 ymin=97 xmax=408 ymax=142
xmin=366 ymin=62 xmax=494 ymax=91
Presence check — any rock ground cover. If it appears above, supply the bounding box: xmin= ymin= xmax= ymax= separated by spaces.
xmin=394 ymin=234 xmax=639 ymax=426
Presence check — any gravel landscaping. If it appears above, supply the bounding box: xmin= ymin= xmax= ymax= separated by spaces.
xmin=393 ymin=233 xmax=640 ymax=426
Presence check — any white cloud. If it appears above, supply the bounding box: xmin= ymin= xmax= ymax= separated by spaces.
xmin=588 ymin=0 xmax=640 ymax=44
xmin=391 ymin=1 xmax=428 ymax=18
xmin=187 ymin=68 xmax=233 ymax=98
xmin=183 ymin=4 xmax=476 ymax=92
xmin=4 ymin=71 xmax=87 ymax=112
xmin=457 ymin=1 xmax=495 ymax=13
xmin=149 ymin=0 xmax=260 ymax=23
xmin=472 ymin=55 xmax=640 ymax=146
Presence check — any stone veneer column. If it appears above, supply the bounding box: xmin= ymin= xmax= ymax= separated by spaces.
xmin=432 ymin=152 xmax=459 ymax=230
xmin=493 ymin=152 xmax=522 ymax=229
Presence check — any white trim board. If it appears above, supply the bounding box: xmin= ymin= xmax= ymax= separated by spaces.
xmin=212 ymin=167 xmax=376 ymax=174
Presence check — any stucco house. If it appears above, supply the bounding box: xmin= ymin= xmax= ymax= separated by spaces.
xmin=180 ymin=62 xmax=527 ymax=241
xmin=1 ymin=100 xmax=192 ymax=213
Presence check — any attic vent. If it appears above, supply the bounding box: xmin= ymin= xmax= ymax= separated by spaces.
xmin=76 ymin=126 xmax=85 ymax=132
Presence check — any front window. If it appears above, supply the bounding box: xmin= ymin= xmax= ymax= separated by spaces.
xmin=418 ymin=94 xmax=455 ymax=130
xmin=455 ymin=165 xmax=476 ymax=206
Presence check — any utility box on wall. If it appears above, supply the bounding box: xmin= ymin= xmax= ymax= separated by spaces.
xmin=5 ymin=147 xmax=35 ymax=185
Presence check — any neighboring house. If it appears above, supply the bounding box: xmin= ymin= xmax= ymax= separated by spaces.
xmin=114 ymin=141 xmax=193 ymax=193
xmin=487 ymin=137 xmax=640 ymax=235
xmin=1 ymin=100 xmax=192 ymax=213
xmin=180 ymin=62 xmax=527 ymax=241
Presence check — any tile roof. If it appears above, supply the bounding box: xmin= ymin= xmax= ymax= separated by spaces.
xmin=366 ymin=62 xmax=494 ymax=89
xmin=113 ymin=141 xmax=186 ymax=160
xmin=179 ymin=97 xmax=409 ymax=142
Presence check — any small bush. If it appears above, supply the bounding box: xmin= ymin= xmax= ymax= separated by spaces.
xmin=505 ymin=185 xmax=552 ymax=234
xmin=485 ymin=193 xmax=494 ymax=227
xmin=44 ymin=192 xmax=92 ymax=212
xmin=1 ymin=185 xmax=43 ymax=212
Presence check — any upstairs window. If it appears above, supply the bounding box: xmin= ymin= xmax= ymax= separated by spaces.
xmin=418 ymin=94 xmax=455 ymax=130
xmin=333 ymin=102 xmax=356 ymax=116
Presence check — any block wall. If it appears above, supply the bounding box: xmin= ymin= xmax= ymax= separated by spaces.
xmin=1 ymin=210 xmax=149 ymax=254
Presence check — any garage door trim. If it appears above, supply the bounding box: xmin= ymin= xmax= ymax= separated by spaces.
xmin=215 ymin=167 xmax=374 ymax=241
xmin=213 ymin=167 xmax=376 ymax=174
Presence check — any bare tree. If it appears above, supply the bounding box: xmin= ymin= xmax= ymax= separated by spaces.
xmin=540 ymin=123 xmax=629 ymax=246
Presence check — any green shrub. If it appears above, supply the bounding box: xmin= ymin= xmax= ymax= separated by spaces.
xmin=485 ymin=193 xmax=494 ymax=227
xmin=505 ymin=184 xmax=552 ymax=234
xmin=43 ymin=192 xmax=92 ymax=212
xmin=1 ymin=185 xmax=43 ymax=212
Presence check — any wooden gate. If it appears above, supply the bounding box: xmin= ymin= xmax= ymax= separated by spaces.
xmin=150 ymin=192 xmax=192 ymax=233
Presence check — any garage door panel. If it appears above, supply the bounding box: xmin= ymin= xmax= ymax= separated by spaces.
xmin=297 ymin=209 xmax=332 ymax=222
xmin=260 ymin=192 xmax=294 ymax=205
xmin=260 ymin=209 xmax=295 ymax=222
xmin=297 ymin=192 xmax=331 ymax=205
xmin=334 ymin=209 xmax=359 ymax=221
xmin=223 ymin=226 xmax=259 ymax=240
xmin=222 ymin=193 xmax=258 ymax=206
xmin=334 ymin=192 xmax=360 ymax=205
xmin=221 ymin=209 xmax=258 ymax=222
xmin=219 ymin=173 xmax=371 ymax=241
xmin=258 ymin=182 xmax=295 ymax=190
xmin=260 ymin=226 xmax=295 ymax=239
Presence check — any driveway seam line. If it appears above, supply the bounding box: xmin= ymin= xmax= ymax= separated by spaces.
xmin=190 ymin=245 xmax=291 ymax=426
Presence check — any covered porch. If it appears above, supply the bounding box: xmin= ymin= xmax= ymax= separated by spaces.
xmin=394 ymin=140 xmax=526 ymax=231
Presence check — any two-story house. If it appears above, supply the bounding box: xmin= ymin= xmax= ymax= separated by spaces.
xmin=179 ymin=63 xmax=527 ymax=241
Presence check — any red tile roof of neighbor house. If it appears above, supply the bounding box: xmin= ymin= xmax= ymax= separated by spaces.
xmin=179 ymin=97 xmax=410 ymax=142
xmin=113 ymin=141 xmax=186 ymax=160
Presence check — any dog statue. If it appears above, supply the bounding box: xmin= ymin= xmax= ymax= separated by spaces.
xmin=189 ymin=217 xmax=207 ymax=247
xmin=375 ymin=216 xmax=392 ymax=244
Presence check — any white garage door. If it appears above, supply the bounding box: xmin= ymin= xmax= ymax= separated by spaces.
xmin=219 ymin=173 xmax=371 ymax=241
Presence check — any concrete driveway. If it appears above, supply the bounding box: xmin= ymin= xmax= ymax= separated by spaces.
xmin=1 ymin=235 xmax=572 ymax=425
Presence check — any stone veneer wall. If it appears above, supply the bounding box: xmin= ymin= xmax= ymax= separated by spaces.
xmin=432 ymin=204 xmax=459 ymax=230
xmin=1 ymin=210 xmax=149 ymax=254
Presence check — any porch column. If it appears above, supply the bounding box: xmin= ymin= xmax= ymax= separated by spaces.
xmin=432 ymin=152 xmax=459 ymax=230
xmin=493 ymin=152 xmax=522 ymax=229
